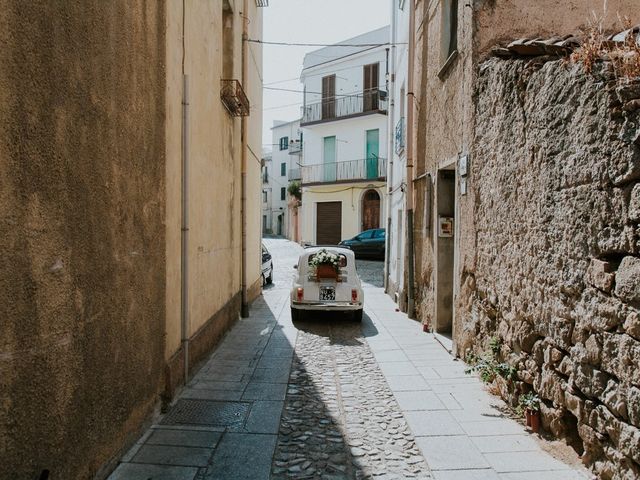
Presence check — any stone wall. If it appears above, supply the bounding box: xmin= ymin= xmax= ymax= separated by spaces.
xmin=465 ymin=58 xmax=640 ymax=479
xmin=0 ymin=2 xmax=166 ymax=479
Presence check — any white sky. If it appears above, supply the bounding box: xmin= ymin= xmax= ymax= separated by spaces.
xmin=261 ymin=0 xmax=390 ymax=150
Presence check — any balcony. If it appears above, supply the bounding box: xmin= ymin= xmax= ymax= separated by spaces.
xmin=220 ymin=79 xmax=250 ymax=117
xmin=301 ymin=90 xmax=388 ymax=126
xmin=288 ymin=168 xmax=302 ymax=181
xmin=395 ymin=117 xmax=405 ymax=155
xmin=301 ymin=157 xmax=386 ymax=185
xmin=288 ymin=140 xmax=302 ymax=155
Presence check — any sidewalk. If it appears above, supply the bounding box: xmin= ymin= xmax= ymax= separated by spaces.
xmin=363 ymin=288 xmax=592 ymax=480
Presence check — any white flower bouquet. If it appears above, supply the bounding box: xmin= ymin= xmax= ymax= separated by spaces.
xmin=309 ymin=249 xmax=341 ymax=276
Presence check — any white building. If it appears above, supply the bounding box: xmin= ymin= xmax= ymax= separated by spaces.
xmin=385 ymin=0 xmax=410 ymax=306
xmin=299 ymin=26 xmax=390 ymax=245
xmin=262 ymin=119 xmax=302 ymax=237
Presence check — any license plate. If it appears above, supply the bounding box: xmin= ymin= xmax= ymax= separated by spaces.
xmin=319 ymin=286 xmax=336 ymax=301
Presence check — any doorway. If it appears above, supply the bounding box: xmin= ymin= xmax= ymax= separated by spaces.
xmin=435 ymin=169 xmax=456 ymax=336
xmin=323 ymin=136 xmax=336 ymax=182
xmin=362 ymin=189 xmax=380 ymax=231
xmin=316 ymin=201 xmax=342 ymax=245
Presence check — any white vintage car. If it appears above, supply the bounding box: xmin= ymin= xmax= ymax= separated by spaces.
xmin=290 ymin=246 xmax=364 ymax=321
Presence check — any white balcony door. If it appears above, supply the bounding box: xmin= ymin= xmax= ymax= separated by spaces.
xmin=323 ymin=136 xmax=336 ymax=182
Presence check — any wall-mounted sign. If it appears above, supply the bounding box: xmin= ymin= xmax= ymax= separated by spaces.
xmin=460 ymin=177 xmax=467 ymax=196
xmin=459 ymin=155 xmax=468 ymax=177
xmin=438 ymin=216 xmax=454 ymax=238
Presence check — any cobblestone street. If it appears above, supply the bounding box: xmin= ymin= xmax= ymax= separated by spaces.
xmin=109 ymin=238 xmax=592 ymax=480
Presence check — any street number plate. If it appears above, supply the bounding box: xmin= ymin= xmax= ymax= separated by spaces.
xmin=319 ymin=286 xmax=336 ymax=301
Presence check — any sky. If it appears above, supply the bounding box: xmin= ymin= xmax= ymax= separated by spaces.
xmin=261 ymin=0 xmax=390 ymax=151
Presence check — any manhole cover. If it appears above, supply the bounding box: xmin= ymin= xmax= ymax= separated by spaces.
xmin=161 ymin=400 xmax=250 ymax=427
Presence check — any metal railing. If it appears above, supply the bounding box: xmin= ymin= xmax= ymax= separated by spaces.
xmin=220 ymin=79 xmax=250 ymax=116
xmin=301 ymin=90 xmax=388 ymax=125
xmin=288 ymin=140 xmax=302 ymax=154
xmin=301 ymin=157 xmax=386 ymax=184
xmin=288 ymin=168 xmax=301 ymax=181
xmin=395 ymin=117 xmax=405 ymax=155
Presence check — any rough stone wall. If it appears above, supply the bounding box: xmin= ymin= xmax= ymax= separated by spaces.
xmin=0 ymin=2 xmax=166 ymax=479
xmin=466 ymin=58 xmax=640 ymax=479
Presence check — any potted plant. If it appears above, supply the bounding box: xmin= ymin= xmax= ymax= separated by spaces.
xmin=519 ymin=392 xmax=541 ymax=433
xmin=309 ymin=249 xmax=341 ymax=280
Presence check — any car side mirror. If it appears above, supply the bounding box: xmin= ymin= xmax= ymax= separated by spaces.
xmin=293 ymin=265 xmax=298 ymax=269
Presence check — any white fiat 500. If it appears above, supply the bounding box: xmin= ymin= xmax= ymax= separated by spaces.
xmin=290 ymin=246 xmax=364 ymax=321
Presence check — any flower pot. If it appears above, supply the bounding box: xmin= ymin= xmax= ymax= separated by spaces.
xmin=527 ymin=409 xmax=540 ymax=433
xmin=316 ymin=264 xmax=337 ymax=279
xmin=525 ymin=409 xmax=532 ymax=427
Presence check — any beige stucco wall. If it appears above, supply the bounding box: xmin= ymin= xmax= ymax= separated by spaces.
xmin=165 ymin=0 xmax=262 ymax=362
xmin=301 ymin=182 xmax=386 ymax=244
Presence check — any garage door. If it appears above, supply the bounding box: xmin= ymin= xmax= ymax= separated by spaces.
xmin=316 ymin=201 xmax=342 ymax=245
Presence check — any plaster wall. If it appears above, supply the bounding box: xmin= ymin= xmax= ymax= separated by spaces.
xmin=387 ymin=0 xmax=411 ymax=300
xmin=0 ymin=2 xmax=166 ymax=478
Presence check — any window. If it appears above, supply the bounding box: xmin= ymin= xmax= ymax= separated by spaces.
xmin=440 ymin=0 xmax=458 ymax=65
xmin=281 ymin=162 xmax=286 ymax=176
xmin=356 ymin=231 xmax=374 ymax=241
xmin=363 ymin=63 xmax=380 ymax=111
xmin=281 ymin=187 xmax=286 ymax=201
xmin=262 ymin=191 xmax=267 ymax=203
xmin=374 ymin=229 xmax=386 ymax=238
xmin=279 ymin=136 xmax=289 ymax=150
xmin=222 ymin=0 xmax=234 ymax=79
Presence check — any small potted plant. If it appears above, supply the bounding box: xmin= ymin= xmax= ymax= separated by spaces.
xmin=309 ymin=249 xmax=340 ymax=280
xmin=519 ymin=392 xmax=541 ymax=433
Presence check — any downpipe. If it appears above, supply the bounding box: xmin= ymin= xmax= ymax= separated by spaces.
xmin=406 ymin=0 xmax=416 ymax=319
xmin=240 ymin=0 xmax=249 ymax=318
xmin=181 ymin=74 xmax=190 ymax=382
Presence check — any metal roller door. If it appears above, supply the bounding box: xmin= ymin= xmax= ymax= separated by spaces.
xmin=316 ymin=201 xmax=342 ymax=245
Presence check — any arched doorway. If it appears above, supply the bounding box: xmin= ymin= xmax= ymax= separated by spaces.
xmin=362 ymin=189 xmax=380 ymax=231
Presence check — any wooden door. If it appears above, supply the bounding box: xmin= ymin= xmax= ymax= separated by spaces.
xmin=322 ymin=75 xmax=336 ymax=119
xmin=365 ymin=129 xmax=379 ymax=179
xmin=316 ymin=202 xmax=342 ymax=245
xmin=362 ymin=190 xmax=380 ymax=231
xmin=363 ymin=63 xmax=379 ymax=111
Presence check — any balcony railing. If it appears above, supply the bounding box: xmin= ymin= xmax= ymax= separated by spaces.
xmin=220 ymin=79 xmax=250 ymax=116
xmin=301 ymin=157 xmax=386 ymax=185
xmin=288 ymin=140 xmax=302 ymax=155
xmin=395 ymin=117 xmax=405 ymax=155
xmin=288 ymin=168 xmax=301 ymax=181
xmin=301 ymin=90 xmax=388 ymax=125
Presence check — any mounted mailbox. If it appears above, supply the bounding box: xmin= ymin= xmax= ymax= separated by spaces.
xmin=438 ymin=216 xmax=454 ymax=238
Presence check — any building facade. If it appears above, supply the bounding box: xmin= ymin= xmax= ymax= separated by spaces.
xmin=403 ymin=0 xmax=639 ymax=477
xmin=262 ymin=119 xmax=302 ymax=237
xmin=385 ymin=0 xmax=411 ymax=306
xmin=0 ymin=1 xmax=264 ymax=478
xmin=299 ymin=27 xmax=390 ymax=246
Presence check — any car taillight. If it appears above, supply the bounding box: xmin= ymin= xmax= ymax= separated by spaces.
xmin=351 ymin=289 xmax=358 ymax=302
xmin=297 ymin=288 xmax=304 ymax=301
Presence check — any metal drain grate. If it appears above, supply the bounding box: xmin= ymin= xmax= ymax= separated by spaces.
xmin=161 ymin=399 xmax=250 ymax=428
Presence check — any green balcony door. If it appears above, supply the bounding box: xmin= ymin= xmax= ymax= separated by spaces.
xmin=366 ymin=129 xmax=379 ymax=179
xmin=323 ymin=136 xmax=336 ymax=182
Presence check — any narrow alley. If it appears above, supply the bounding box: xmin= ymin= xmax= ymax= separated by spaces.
xmin=109 ymin=239 xmax=591 ymax=480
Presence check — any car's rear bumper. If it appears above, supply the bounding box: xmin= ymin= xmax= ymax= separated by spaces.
xmin=291 ymin=301 xmax=362 ymax=312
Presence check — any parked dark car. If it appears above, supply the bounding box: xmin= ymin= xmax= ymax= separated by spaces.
xmin=339 ymin=228 xmax=385 ymax=259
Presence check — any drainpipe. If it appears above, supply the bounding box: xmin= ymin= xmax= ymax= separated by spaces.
xmin=240 ymin=0 xmax=250 ymax=318
xmin=406 ymin=0 xmax=416 ymax=318
xmin=181 ymin=76 xmax=190 ymax=381
xmin=384 ymin=3 xmax=396 ymax=293
xmin=180 ymin=1 xmax=190 ymax=384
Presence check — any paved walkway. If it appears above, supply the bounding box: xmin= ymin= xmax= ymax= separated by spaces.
xmin=108 ymin=239 xmax=592 ymax=480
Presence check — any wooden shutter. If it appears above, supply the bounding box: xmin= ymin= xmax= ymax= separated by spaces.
xmin=316 ymin=202 xmax=342 ymax=245
xmin=363 ymin=63 xmax=379 ymax=111
xmin=322 ymin=75 xmax=336 ymax=119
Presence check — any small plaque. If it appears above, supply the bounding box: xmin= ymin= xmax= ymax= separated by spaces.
xmin=459 ymin=155 xmax=468 ymax=177
xmin=460 ymin=177 xmax=467 ymax=196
